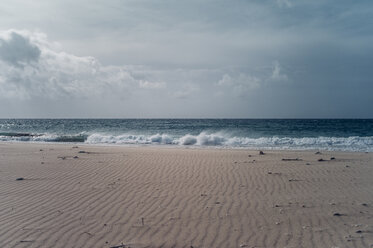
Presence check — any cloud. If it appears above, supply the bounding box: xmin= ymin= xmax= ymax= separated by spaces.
xmin=0 ymin=30 xmax=163 ymax=99
xmin=276 ymin=0 xmax=292 ymax=8
xmin=270 ymin=61 xmax=288 ymax=82
xmin=172 ymin=84 xmax=199 ymax=99
xmin=218 ymin=73 xmax=260 ymax=88
xmin=216 ymin=61 xmax=289 ymax=96
xmin=0 ymin=31 xmax=41 ymax=67
xmin=139 ymin=80 xmax=166 ymax=89
xmin=217 ymin=73 xmax=261 ymax=96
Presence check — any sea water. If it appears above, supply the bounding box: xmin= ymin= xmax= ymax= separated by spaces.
xmin=0 ymin=119 xmax=372 ymax=151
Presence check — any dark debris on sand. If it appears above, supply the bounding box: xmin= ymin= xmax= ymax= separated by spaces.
xmin=282 ymin=158 xmax=302 ymax=161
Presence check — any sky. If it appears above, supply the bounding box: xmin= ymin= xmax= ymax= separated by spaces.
xmin=0 ymin=0 xmax=372 ymax=118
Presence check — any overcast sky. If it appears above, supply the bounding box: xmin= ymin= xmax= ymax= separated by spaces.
xmin=0 ymin=0 xmax=372 ymax=118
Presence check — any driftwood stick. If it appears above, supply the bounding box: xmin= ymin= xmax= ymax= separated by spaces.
xmin=282 ymin=158 xmax=302 ymax=161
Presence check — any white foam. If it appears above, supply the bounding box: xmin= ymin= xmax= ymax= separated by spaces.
xmin=84 ymin=132 xmax=373 ymax=152
xmin=149 ymin=134 xmax=173 ymax=144
xmin=1 ymin=131 xmax=372 ymax=151
xmin=85 ymin=133 xmax=175 ymax=145
xmin=178 ymin=134 xmax=197 ymax=145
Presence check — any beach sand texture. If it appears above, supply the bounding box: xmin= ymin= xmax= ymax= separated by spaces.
xmin=0 ymin=143 xmax=372 ymax=248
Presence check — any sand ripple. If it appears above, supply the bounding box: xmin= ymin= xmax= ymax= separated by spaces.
xmin=0 ymin=144 xmax=372 ymax=247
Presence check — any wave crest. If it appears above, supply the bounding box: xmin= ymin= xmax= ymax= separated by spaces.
xmin=86 ymin=132 xmax=373 ymax=151
xmin=1 ymin=131 xmax=372 ymax=151
xmin=86 ymin=133 xmax=174 ymax=145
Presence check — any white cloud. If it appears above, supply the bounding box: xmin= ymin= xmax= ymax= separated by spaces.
xmin=270 ymin=61 xmax=288 ymax=82
xmin=217 ymin=73 xmax=261 ymax=95
xmin=276 ymin=0 xmax=292 ymax=8
xmin=172 ymin=84 xmax=199 ymax=99
xmin=139 ymin=80 xmax=166 ymax=89
xmin=217 ymin=74 xmax=234 ymax=87
xmin=216 ymin=61 xmax=289 ymax=96
xmin=0 ymin=30 xmax=163 ymax=99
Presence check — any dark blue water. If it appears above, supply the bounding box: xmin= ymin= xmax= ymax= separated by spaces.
xmin=0 ymin=119 xmax=372 ymax=151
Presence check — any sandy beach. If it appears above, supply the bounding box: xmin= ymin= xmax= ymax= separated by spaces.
xmin=0 ymin=143 xmax=372 ymax=248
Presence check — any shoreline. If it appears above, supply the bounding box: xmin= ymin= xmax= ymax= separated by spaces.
xmin=0 ymin=142 xmax=372 ymax=247
xmin=0 ymin=140 xmax=371 ymax=153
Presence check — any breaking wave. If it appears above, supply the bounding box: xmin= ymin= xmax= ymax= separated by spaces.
xmin=1 ymin=131 xmax=372 ymax=151
xmin=85 ymin=132 xmax=373 ymax=152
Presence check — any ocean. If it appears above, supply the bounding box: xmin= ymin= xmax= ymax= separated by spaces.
xmin=0 ymin=119 xmax=372 ymax=151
